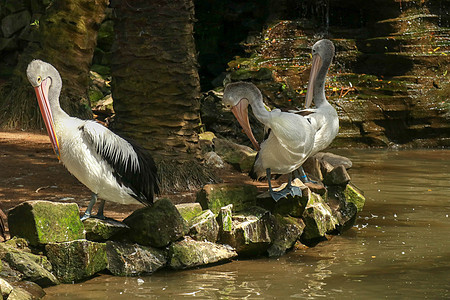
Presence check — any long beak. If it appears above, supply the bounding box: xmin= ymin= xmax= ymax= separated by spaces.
xmin=231 ymin=99 xmax=260 ymax=151
xmin=305 ymin=54 xmax=323 ymax=108
xmin=34 ymin=78 xmax=60 ymax=160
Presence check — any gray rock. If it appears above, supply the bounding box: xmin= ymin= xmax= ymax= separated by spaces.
xmin=8 ymin=200 xmax=85 ymax=246
xmin=106 ymin=241 xmax=166 ymax=276
xmin=4 ymin=250 xmax=59 ymax=287
xmin=188 ymin=210 xmax=219 ymax=242
xmin=1 ymin=10 xmax=31 ymax=37
xmin=82 ymin=218 xmax=129 ymax=242
xmin=267 ymin=215 xmax=305 ymax=257
xmin=204 ymin=151 xmax=225 ymax=168
xmin=197 ymin=183 xmax=258 ymax=214
xmin=169 ymin=237 xmax=237 ymax=270
xmin=220 ymin=207 xmax=272 ymax=256
xmin=123 ymin=199 xmax=188 ymax=248
xmin=320 ymin=159 xmax=335 ymax=178
xmin=301 ymin=192 xmax=338 ymax=241
xmin=213 ymin=138 xmax=257 ymax=173
xmin=302 ymin=156 xmax=323 ymax=181
xmin=45 ymin=240 xmax=107 ymax=283
xmin=0 ymin=37 xmax=18 ymax=51
xmin=175 ymin=203 xmax=203 ymax=223
xmin=323 ymin=165 xmax=351 ymax=186
xmin=314 ymin=152 xmax=353 ymax=169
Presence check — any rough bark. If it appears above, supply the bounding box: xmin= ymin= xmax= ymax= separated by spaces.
xmin=0 ymin=0 xmax=108 ymax=129
xmin=111 ymin=0 xmax=216 ymax=192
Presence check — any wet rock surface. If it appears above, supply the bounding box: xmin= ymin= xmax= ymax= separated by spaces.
xmin=0 ymin=153 xmax=364 ymax=292
xmin=169 ymin=237 xmax=237 ymax=270
xmin=106 ymin=241 xmax=166 ymax=276
xmin=45 ymin=240 xmax=107 ymax=283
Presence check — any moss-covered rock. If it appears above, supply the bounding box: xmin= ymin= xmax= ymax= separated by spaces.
xmin=267 ymin=215 xmax=305 ymax=257
xmin=188 ymin=210 xmax=219 ymax=243
xmin=106 ymin=241 xmax=166 ymax=276
xmin=344 ymin=183 xmax=366 ymax=212
xmin=8 ymin=281 xmax=46 ymax=300
xmin=213 ymin=138 xmax=257 ymax=173
xmin=301 ymin=192 xmax=338 ymax=241
xmin=169 ymin=237 xmax=237 ymax=270
xmin=197 ymin=183 xmax=258 ymax=214
xmin=8 ymin=201 xmax=85 ymax=246
xmin=220 ymin=206 xmax=272 ymax=256
xmin=4 ymin=250 xmax=59 ymax=287
xmin=175 ymin=203 xmax=203 ymax=223
xmin=82 ymin=218 xmax=128 ymax=242
xmin=123 ymin=199 xmax=188 ymax=248
xmin=217 ymin=204 xmax=233 ymax=234
xmin=0 ymin=278 xmax=13 ymax=299
xmin=45 ymin=240 xmax=107 ymax=283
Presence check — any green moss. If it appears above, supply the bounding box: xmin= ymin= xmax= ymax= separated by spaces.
xmin=344 ymin=184 xmax=366 ymax=212
xmin=196 ymin=184 xmax=258 ymax=214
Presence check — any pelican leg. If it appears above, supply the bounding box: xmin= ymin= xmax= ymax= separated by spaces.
xmin=81 ymin=193 xmax=97 ymax=221
xmin=294 ymin=167 xmax=317 ymax=184
xmin=285 ymin=173 xmax=302 ymax=197
xmin=94 ymin=199 xmax=106 ymax=220
xmin=266 ymin=168 xmax=287 ymax=202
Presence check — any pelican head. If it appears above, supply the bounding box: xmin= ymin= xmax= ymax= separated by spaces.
xmin=305 ymin=39 xmax=335 ymax=108
xmin=27 ymin=60 xmax=61 ymax=159
xmin=223 ymin=82 xmax=260 ymax=150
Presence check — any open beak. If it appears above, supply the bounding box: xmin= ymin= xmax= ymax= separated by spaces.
xmin=231 ymin=99 xmax=260 ymax=151
xmin=305 ymin=54 xmax=323 ymax=108
xmin=33 ymin=78 xmax=60 ymax=160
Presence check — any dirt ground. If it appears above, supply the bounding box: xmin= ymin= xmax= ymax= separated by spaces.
xmin=0 ymin=130 xmax=271 ymax=240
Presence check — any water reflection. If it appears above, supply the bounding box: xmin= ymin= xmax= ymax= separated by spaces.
xmin=45 ymin=149 xmax=450 ymax=299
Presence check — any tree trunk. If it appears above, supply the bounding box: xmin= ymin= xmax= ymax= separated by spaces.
xmin=0 ymin=0 xmax=108 ymax=129
xmin=111 ymin=0 xmax=216 ymax=192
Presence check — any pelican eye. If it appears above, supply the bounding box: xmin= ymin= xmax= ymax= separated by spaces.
xmin=37 ymin=76 xmax=42 ymax=84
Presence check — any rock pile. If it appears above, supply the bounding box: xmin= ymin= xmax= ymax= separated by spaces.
xmin=0 ymin=152 xmax=364 ymax=298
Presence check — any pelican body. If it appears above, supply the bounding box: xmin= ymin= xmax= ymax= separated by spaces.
xmin=303 ymin=39 xmax=339 ymax=157
xmin=27 ymin=60 xmax=159 ymax=219
xmin=222 ymin=82 xmax=315 ymax=200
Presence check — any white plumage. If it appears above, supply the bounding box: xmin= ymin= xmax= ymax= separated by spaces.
xmin=222 ymin=81 xmax=315 ymax=200
xmin=26 ymin=59 xmax=159 ymax=219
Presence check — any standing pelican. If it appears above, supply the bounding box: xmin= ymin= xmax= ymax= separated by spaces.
xmin=294 ymin=39 xmax=339 ymax=182
xmin=222 ymin=82 xmax=315 ymax=201
xmin=27 ymin=60 xmax=159 ymax=220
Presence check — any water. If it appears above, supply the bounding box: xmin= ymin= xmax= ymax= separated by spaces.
xmin=44 ymin=149 xmax=450 ymax=299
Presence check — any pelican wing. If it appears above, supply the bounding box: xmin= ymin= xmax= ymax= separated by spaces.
xmin=79 ymin=121 xmax=159 ymax=205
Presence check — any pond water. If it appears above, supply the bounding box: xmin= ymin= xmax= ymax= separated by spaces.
xmin=44 ymin=149 xmax=450 ymax=299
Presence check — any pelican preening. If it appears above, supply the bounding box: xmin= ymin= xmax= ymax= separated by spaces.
xmin=223 ymin=39 xmax=338 ymax=201
xmin=27 ymin=60 xmax=159 ymax=220
xmin=222 ymin=82 xmax=315 ymax=201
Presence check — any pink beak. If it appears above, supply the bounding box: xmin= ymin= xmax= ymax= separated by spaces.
xmin=33 ymin=78 xmax=60 ymax=160
xmin=305 ymin=54 xmax=323 ymax=108
xmin=231 ymin=99 xmax=260 ymax=151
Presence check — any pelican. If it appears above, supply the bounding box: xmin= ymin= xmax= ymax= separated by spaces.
xmin=294 ymin=39 xmax=339 ymax=182
xmin=222 ymin=82 xmax=315 ymax=201
xmin=26 ymin=60 xmax=159 ymax=220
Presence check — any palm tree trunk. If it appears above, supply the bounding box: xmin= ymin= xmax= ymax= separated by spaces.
xmin=111 ymin=0 xmax=217 ymax=192
xmin=0 ymin=0 xmax=108 ymax=129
